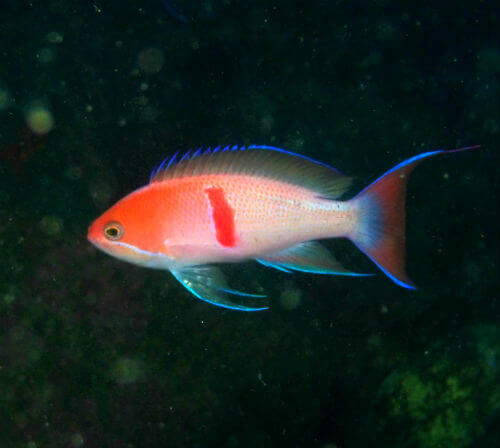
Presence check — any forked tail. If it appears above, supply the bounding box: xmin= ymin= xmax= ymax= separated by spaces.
xmin=349 ymin=145 xmax=479 ymax=289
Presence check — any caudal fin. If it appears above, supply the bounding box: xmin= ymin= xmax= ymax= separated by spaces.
xmin=349 ymin=145 xmax=479 ymax=289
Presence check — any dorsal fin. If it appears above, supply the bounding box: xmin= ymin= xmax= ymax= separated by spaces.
xmin=150 ymin=145 xmax=352 ymax=199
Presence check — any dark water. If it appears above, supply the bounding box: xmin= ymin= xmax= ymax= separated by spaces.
xmin=0 ymin=1 xmax=499 ymax=447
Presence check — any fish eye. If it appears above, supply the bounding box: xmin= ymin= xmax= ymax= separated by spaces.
xmin=104 ymin=222 xmax=124 ymax=241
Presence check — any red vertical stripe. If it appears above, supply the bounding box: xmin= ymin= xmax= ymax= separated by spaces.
xmin=205 ymin=186 xmax=236 ymax=247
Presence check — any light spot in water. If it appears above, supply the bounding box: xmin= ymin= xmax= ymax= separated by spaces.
xmin=279 ymin=285 xmax=302 ymax=310
xmin=65 ymin=166 xmax=83 ymax=181
xmin=40 ymin=215 xmax=64 ymax=236
xmin=46 ymin=31 xmax=63 ymax=43
xmin=71 ymin=433 xmax=84 ymax=447
xmin=138 ymin=48 xmax=165 ymax=75
xmin=26 ymin=105 xmax=54 ymax=135
xmin=0 ymin=88 xmax=11 ymax=110
xmin=3 ymin=292 xmax=16 ymax=305
xmin=89 ymin=180 xmax=116 ymax=208
xmin=38 ymin=48 xmax=55 ymax=63
xmin=111 ymin=357 xmax=145 ymax=385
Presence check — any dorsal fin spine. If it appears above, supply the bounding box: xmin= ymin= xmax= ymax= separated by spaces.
xmin=149 ymin=145 xmax=351 ymax=199
xmin=180 ymin=150 xmax=191 ymax=162
xmin=167 ymin=152 xmax=179 ymax=169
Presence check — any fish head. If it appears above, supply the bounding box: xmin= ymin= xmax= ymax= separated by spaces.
xmin=87 ymin=185 xmax=173 ymax=269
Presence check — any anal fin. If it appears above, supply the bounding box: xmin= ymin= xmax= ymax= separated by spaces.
xmin=256 ymin=241 xmax=371 ymax=276
xmin=170 ymin=265 xmax=268 ymax=311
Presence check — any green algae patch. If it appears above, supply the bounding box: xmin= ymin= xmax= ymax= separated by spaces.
xmin=379 ymin=333 xmax=500 ymax=448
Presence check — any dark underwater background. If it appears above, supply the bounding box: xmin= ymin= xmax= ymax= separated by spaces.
xmin=0 ymin=1 xmax=499 ymax=447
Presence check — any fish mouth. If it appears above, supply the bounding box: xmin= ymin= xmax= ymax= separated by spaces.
xmin=87 ymin=220 xmax=102 ymax=245
xmin=87 ymin=234 xmax=102 ymax=250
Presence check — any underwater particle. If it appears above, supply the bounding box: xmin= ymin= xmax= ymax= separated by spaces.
xmin=111 ymin=357 xmax=144 ymax=384
xmin=279 ymin=285 xmax=302 ymax=310
xmin=46 ymin=31 xmax=63 ymax=43
xmin=260 ymin=114 xmax=274 ymax=134
xmin=38 ymin=48 xmax=54 ymax=63
xmin=376 ymin=21 xmax=396 ymax=41
xmin=66 ymin=165 xmax=83 ymax=181
xmin=137 ymin=48 xmax=165 ymax=75
xmin=9 ymin=325 xmax=25 ymax=342
xmin=117 ymin=118 xmax=127 ymax=127
xmin=131 ymin=95 xmax=149 ymax=107
xmin=39 ymin=215 xmax=63 ymax=236
xmin=464 ymin=260 xmax=482 ymax=285
xmin=26 ymin=105 xmax=54 ymax=135
xmin=226 ymin=435 xmax=239 ymax=447
xmin=89 ymin=180 xmax=116 ymax=208
xmin=0 ymin=88 xmax=12 ymax=110
xmin=139 ymin=82 xmax=149 ymax=91
xmin=360 ymin=51 xmax=382 ymax=69
xmin=471 ymin=324 xmax=500 ymax=372
xmin=140 ymin=105 xmax=160 ymax=123
xmin=285 ymin=133 xmax=305 ymax=150
xmin=310 ymin=318 xmax=321 ymax=329
xmin=70 ymin=433 xmax=84 ymax=447
xmin=483 ymin=118 xmax=499 ymax=135
xmin=241 ymin=432 xmax=273 ymax=448
xmin=27 ymin=442 xmax=37 ymax=448
xmin=3 ymin=292 xmax=16 ymax=305
xmin=477 ymin=48 xmax=500 ymax=74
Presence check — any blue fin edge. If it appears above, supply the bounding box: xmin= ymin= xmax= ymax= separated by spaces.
xmin=256 ymin=258 xmax=373 ymax=277
xmin=171 ymin=270 xmax=269 ymax=311
xmin=150 ymin=144 xmax=345 ymax=180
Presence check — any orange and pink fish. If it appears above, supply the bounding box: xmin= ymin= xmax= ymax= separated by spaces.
xmin=87 ymin=144 xmax=478 ymax=311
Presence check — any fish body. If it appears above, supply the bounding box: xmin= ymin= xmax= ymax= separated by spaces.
xmin=88 ymin=144 xmax=477 ymax=311
xmin=104 ymin=175 xmax=353 ymax=264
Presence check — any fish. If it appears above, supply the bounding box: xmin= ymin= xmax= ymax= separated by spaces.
xmin=87 ymin=144 xmax=478 ymax=311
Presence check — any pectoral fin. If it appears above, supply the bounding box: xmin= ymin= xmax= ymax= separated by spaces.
xmin=256 ymin=241 xmax=371 ymax=276
xmin=170 ymin=265 xmax=268 ymax=311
